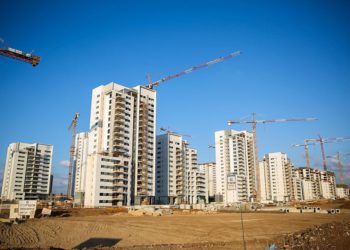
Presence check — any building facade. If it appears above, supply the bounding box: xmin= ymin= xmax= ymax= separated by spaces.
xmin=259 ymin=152 xmax=293 ymax=203
xmin=79 ymin=82 xmax=156 ymax=207
xmin=73 ymin=132 xmax=89 ymax=205
xmin=1 ymin=142 xmax=53 ymax=201
xmin=291 ymin=167 xmax=337 ymax=201
xmin=336 ymin=184 xmax=349 ymax=199
xmin=214 ymin=130 xmax=257 ymax=204
xmin=199 ymin=162 xmax=216 ymax=200
xmin=155 ymin=133 xmax=207 ymax=205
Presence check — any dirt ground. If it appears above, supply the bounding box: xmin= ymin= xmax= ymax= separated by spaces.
xmin=1 ymin=209 xmax=350 ymax=249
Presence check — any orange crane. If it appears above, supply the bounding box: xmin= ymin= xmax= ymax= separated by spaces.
xmin=227 ymin=113 xmax=317 ymax=201
xmin=68 ymin=112 xmax=79 ymax=199
xmin=145 ymin=51 xmax=241 ymax=89
xmin=326 ymin=152 xmax=350 ymax=185
xmin=0 ymin=39 xmax=40 ymax=66
xmin=305 ymin=136 xmax=350 ymax=171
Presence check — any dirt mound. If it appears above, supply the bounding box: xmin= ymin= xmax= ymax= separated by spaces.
xmin=269 ymin=221 xmax=350 ymax=249
xmin=51 ymin=207 xmax=128 ymax=217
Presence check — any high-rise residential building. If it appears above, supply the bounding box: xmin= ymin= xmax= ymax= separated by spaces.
xmin=199 ymin=162 xmax=216 ymax=200
xmin=73 ymin=132 xmax=89 ymax=205
xmin=336 ymin=184 xmax=349 ymax=199
xmin=1 ymin=142 xmax=53 ymax=201
xmin=292 ymin=167 xmax=321 ymax=201
xmin=215 ymin=130 xmax=257 ymax=203
xmin=81 ymin=82 xmax=156 ymax=207
xmin=319 ymin=171 xmax=336 ymax=199
xmin=259 ymin=152 xmax=293 ymax=203
xmin=155 ymin=133 xmax=207 ymax=204
xmin=290 ymin=167 xmax=337 ymax=201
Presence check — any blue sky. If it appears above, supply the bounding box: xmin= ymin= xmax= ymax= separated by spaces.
xmin=1 ymin=0 xmax=349 ymax=193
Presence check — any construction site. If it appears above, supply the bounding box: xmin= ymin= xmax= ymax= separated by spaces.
xmin=0 ymin=199 xmax=350 ymax=249
xmin=1 ymin=2 xmax=350 ymax=249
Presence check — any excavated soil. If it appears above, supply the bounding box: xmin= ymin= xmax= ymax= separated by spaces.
xmin=0 ymin=211 xmax=350 ymax=249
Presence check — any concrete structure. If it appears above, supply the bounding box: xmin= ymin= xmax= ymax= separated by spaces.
xmin=259 ymin=152 xmax=292 ymax=203
xmin=80 ymin=82 xmax=156 ymax=207
xmin=1 ymin=143 xmax=53 ymax=201
xmin=214 ymin=130 xmax=257 ymax=204
xmin=155 ymin=133 xmax=207 ymax=205
xmin=336 ymin=184 xmax=349 ymax=199
xmin=73 ymin=132 xmax=89 ymax=205
xmin=291 ymin=167 xmax=337 ymax=201
xmin=319 ymin=171 xmax=336 ymax=199
xmin=292 ymin=167 xmax=321 ymax=201
xmin=199 ymin=162 xmax=216 ymax=200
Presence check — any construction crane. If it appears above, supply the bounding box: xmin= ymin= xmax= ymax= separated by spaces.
xmin=305 ymin=136 xmax=350 ymax=171
xmin=227 ymin=113 xmax=318 ymax=201
xmin=291 ymin=142 xmax=317 ymax=168
xmin=0 ymin=39 xmax=40 ymax=66
xmin=145 ymin=50 xmax=241 ymax=89
xmin=326 ymin=152 xmax=350 ymax=185
xmin=67 ymin=112 xmax=79 ymax=199
xmin=160 ymin=127 xmax=191 ymax=137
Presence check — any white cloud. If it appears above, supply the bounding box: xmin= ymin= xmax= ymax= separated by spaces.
xmin=59 ymin=160 xmax=70 ymax=167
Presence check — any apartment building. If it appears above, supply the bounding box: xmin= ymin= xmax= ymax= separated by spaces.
xmin=1 ymin=142 xmax=53 ymax=201
xmin=155 ymin=133 xmax=207 ymax=204
xmin=81 ymin=82 xmax=156 ymax=207
xmin=259 ymin=152 xmax=293 ymax=203
xmin=292 ymin=167 xmax=321 ymax=201
xmin=336 ymin=184 xmax=349 ymax=199
xmin=215 ymin=130 xmax=257 ymax=203
xmin=291 ymin=167 xmax=337 ymax=201
xmin=199 ymin=162 xmax=216 ymax=200
xmin=73 ymin=132 xmax=89 ymax=205
xmin=319 ymin=171 xmax=336 ymax=199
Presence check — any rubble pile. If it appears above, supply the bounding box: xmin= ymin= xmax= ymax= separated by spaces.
xmin=270 ymin=221 xmax=350 ymax=249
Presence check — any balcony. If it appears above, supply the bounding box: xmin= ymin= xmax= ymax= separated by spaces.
xmin=113 ymin=195 xmax=124 ymax=201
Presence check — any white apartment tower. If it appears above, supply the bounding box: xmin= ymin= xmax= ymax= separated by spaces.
xmin=73 ymin=132 xmax=89 ymax=205
xmin=1 ymin=142 xmax=53 ymax=201
xmin=319 ymin=171 xmax=336 ymax=199
xmin=291 ymin=167 xmax=337 ymax=201
xmin=259 ymin=152 xmax=292 ymax=203
xmin=82 ymin=82 xmax=156 ymax=207
xmin=155 ymin=133 xmax=207 ymax=204
xmin=215 ymin=130 xmax=257 ymax=203
xmin=199 ymin=162 xmax=216 ymax=199
xmin=292 ymin=167 xmax=321 ymax=201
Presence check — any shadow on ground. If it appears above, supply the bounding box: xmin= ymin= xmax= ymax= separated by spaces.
xmin=74 ymin=238 xmax=120 ymax=249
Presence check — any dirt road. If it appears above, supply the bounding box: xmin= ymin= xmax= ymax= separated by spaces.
xmin=1 ymin=211 xmax=350 ymax=249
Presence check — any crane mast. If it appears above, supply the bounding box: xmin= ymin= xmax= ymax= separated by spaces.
xmin=291 ymin=142 xmax=317 ymax=168
xmin=326 ymin=152 xmax=350 ymax=185
xmin=68 ymin=112 xmax=79 ymax=199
